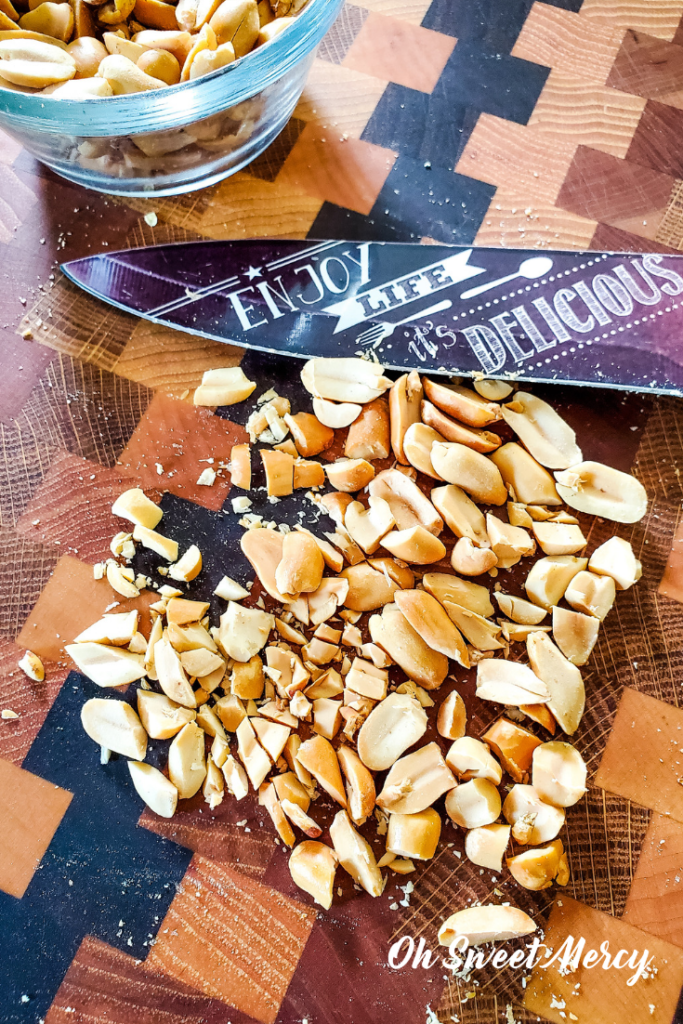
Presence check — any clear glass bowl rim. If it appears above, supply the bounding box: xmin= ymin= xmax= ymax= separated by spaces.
xmin=0 ymin=0 xmax=343 ymax=136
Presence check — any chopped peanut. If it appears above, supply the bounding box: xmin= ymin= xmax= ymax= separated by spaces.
xmin=229 ymin=443 xmax=251 ymax=490
xmin=261 ymin=449 xmax=294 ymax=497
xmin=64 ymin=357 xmax=646 ymax=915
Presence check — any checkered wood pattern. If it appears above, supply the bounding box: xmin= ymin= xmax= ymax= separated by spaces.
xmin=4 ymin=1 xmax=683 ymax=1023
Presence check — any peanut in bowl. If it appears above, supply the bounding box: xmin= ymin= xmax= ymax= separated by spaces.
xmin=0 ymin=0 xmax=342 ymax=195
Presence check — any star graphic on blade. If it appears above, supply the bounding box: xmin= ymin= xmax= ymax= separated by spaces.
xmin=245 ymin=265 xmax=263 ymax=280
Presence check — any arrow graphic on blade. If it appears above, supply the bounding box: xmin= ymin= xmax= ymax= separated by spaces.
xmin=324 ymin=249 xmax=485 ymax=332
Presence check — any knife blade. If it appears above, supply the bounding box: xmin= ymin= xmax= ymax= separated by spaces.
xmin=62 ymin=239 xmax=683 ymax=394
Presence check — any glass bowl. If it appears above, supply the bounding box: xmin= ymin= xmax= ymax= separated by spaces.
xmin=0 ymin=0 xmax=343 ymax=196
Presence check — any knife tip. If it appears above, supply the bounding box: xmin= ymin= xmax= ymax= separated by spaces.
xmin=60 ymin=256 xmax=89 ymax=283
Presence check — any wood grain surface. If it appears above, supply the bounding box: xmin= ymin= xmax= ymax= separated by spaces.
xmin=3 ymin=1 xmax=683 ymax=1023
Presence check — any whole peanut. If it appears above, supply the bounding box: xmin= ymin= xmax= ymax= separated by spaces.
xmin=188 ymin=38 xmax=233 ymax=77
xmin=67 ymin=34 xmax=107 ymax=75
xmin=132 ymin=0 xmax=178 ymax=31
xmin=136 ymin=45 xmax=179 ymax=83
xmin=103 ymin=30 xmax=146 ymax=59
xmin=96 ymin=51 xmax=164 ymax=91
xmin=208 ymin=0 xmax=258 ymax=56
xmin=0 ymin=54 xmax=75 ymax=85
xmin=19 ymin=2 xmax=75 ymax=41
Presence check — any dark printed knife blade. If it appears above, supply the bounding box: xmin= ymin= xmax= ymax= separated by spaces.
xmin=62 ymin=239 xmax=683 ymax=394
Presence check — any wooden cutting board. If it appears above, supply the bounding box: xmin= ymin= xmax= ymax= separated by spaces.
xmin=3 ymin=2 xmax=683 ymax=1023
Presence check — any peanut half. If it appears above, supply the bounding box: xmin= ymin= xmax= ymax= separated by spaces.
xmin=555 ymin=462 xmax=647 ymax=523
xmin=501 ymin=391 xmax=582 ymax=469
xmin=446 ymin=778 xmax=501 ymax=829
xmin=301 ymin=357 xmax=392 ymax=405
xmin=129 ymin=761 xmax=178 ymax=817
xmin=422 ymin=380 xmax=502 ymax=428
xmin=503 ymin=783 xmax=565 ymax=845
xmin=369 ymin=468 xmax=443 ymax=535
xmin=330 ymin=809 xmax=384 ymax=897
xmin=438 ymin=904 xmax=536 ymax=947
xmin=81 ymin=697 xmax=147 ymax=760
xmin=357 ymin=692 xmax=427 ymax=771
xmin=289 ymin=841 xmax=338 ymax=908
xmin=389 ymin=371 xmax=422 ymax=464
xmin=377 ymin=742 xmax=456 ymax=814
xmin=465 ymin=823 xmax=511 ymax=871
xmin=193 ymin=366 xmax=256 ymax=405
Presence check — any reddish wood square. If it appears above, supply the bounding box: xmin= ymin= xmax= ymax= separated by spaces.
xmin=0 ymin=638 xmax=68 ymax=767
xmin=45 ymin=934 xmax=256 ymax=1024
xmin=607 ymin=29 xmax=683 ymax=103
xmin=278 ymin=123 xmax=397 ymax=216
xmin=342 ymin=12 xmax=456 ymax=93
xmin=16 ymin=554 xmax=156 ymax=663
xmin=524 ymin=896 xmax=683 ymax=1024
xmin=146 ymin=854 xmax=316 ymax=1024
xmin=594 ymin=687 xmax=683 ymax=822
xmin=590 ymin=223 xmax=679 ymax=255
xmin=118 ymin=393 xmax=247 ymax=511
xmin=0 ymin=757 xmax=72 ymax=898
xmin=626 ymin=100 xmax=683 ymax=178
xmin=659 ymin=518 xmax=683 ymax=604
xmin=139 ymin=792 xmax=275 ymax=880
xmin=623 ymin=812 xmax=683 ymax=949
xmin=556 ymin=146 xmax=675 ymax=234
xmin=15 ymin=450 xmax=161 ymax=564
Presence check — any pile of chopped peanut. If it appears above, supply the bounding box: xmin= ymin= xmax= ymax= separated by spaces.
xmin=66 ymin=359 xmax=647 ymax=915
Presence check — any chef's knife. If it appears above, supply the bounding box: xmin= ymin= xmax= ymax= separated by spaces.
xmin=62 ymin=239 xmax=683 ymax=394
